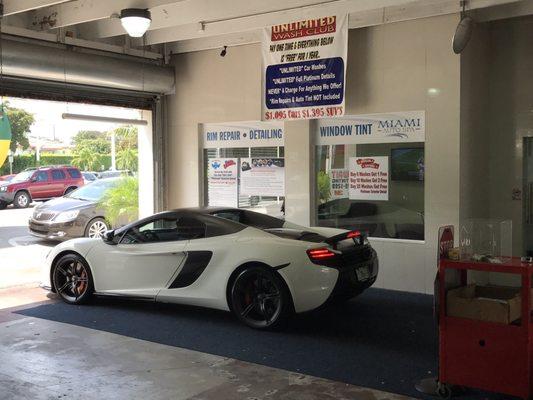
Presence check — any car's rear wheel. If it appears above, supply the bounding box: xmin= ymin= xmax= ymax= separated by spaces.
xmin=52 ymin=254 xmax=94 ymax=304
xmin=14 ymin=191 xmax=30 ymax=208
xmin=0 ymin=200 xmax=7 ymax=210
xmin=230 ymin=266 xmax=292 ymax=330
xmin=85 ymin=218 xmax=109 ymax=238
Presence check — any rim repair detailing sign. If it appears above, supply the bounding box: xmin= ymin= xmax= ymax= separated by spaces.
xmin=202 ymin=121 xmax=284 ymax=149
xmin=207 ymin=158 xmax=238 ymax=207
xmin=349 ymin=157 xmax=389 ymax=201
xmin=262 ymin=15 xmax=348 ymax=121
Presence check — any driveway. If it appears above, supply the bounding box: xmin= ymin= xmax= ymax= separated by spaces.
xmin=0 ymin=206 xmax=56 ymax=289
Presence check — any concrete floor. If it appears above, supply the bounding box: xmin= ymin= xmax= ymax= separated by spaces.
xmin=0 ymin=206 xmax=55 ymax=289
xmin=0 ymin=287 xmax=415 ymax=400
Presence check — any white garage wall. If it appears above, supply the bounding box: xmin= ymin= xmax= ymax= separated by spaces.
xmin=165 ymin=13 xmax=461 ymax=294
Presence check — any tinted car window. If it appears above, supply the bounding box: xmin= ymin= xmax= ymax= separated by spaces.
xmin=67 ymin=169 xmax=82 ymax=179
xmin=120 ymin=216 xmax=205 ymax=244
xmin=67 ymin=178 xmax=120 ymax=201
xmin=35 ymin=171 xmax=49 ymax=182
xmin=51 ymin=170 xmax=66 ymax=180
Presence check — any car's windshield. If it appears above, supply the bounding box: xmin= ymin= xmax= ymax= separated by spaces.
xmin=67 ymin=178 xmax=119 ymax=201
xmin=11 ymin=170 xmax=35 ymax=183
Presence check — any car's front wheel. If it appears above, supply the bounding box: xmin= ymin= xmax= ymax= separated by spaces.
xmin=230 ymin=266 xmax=293 ymax=330
xmin=14 ymin=191 xmax=30 ymax=208
xmin=85 ymin=218 xmax=109 ymax=238
xmin=52 ymin=254 xmax=94 ymax=304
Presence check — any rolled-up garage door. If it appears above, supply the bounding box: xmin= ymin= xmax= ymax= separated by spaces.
xmin=0 ymin=37 xmax=175 ymax=108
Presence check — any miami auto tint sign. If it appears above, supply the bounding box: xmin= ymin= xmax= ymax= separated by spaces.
xmin=262 ymin=15 xmax=348 ymax=121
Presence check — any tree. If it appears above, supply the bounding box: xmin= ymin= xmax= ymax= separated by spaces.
xmin=98 ymin=177 xmax=138 ymax=227
xmin=72 ymin=130 xmax=106 ymax=146
xmin=4 ymin=104 xmax=35 ymax=152
xmin=71 ymin=147 xmax=100 ymax=171
xmin=116 ymin=148 xmax=138 ymax=171
xmin=317 ymin=171 xmax=331 ymax=203
xmin=72 ymin=130 xmax=110 ymax=155
xmin=114 ymin=125 xmax=138 ymax=151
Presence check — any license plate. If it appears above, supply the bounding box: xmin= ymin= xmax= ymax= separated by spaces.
xmin=356 ymin=266 xmax=370 ymax=281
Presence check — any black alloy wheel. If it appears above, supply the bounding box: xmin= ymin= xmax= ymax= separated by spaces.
xmin=53 ymin=254 xmax=94 ymax=304
xmin=231 ymin=266 xmax=292 ymax=330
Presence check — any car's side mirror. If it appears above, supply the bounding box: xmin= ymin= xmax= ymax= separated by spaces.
xmin=103 ymin=230 xmax=116 ymax=244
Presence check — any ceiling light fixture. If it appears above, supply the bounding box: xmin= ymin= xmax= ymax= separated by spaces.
xmin=120 ymin=8 xmax=151 ymax=38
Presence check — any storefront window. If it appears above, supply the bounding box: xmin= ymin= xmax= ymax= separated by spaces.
xmin=314 ymin=112 xmax=426 ymax=240
xmin=201 ymin=122 xmax=285 ymax=218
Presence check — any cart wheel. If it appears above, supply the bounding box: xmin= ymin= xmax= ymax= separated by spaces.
xmin=437 ymin=383 xmax=452 ymax=399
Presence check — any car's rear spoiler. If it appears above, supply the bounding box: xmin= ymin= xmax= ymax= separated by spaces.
xmin=325 ymin=230 xmax=366 ymax=246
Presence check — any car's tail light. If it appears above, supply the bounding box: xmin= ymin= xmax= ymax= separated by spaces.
xmin=346 ymin=230 xmax=361 ymax=239
xmin=307 ymin=247 xmax=336 ymax=262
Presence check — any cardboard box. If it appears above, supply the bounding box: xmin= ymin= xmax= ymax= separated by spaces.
xmin=447 ymin=284 xmax=521 ymax=324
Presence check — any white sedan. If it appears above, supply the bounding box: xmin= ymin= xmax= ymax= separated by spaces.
xmin=42 ymin=208 xmax=378 ymax=329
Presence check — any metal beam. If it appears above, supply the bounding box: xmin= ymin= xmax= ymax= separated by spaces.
xmin=30 ymin=0 xmax=180 ymax=30
xmin=84 ymin=0 xmax=345 ymax=38
xmin=165 ymin=0 xmax=523 ymax=54
xmin=3 ymin=0 xmax=71 ymax=16
xmin=1 ymin=24 xmax=163 ymax=59
xmin=148 ymin=0 xmax=520 ymax=46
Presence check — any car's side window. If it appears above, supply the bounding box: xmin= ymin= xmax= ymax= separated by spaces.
xmin=67 ymin=169 xmax=82 ymax=179
xmin=51 ymin=170 xmax=66 ymax=180
xmin=120 ymin=216 xmax=206 ymax=244
xmin=34 ymin=171 xmax=49 ymax=182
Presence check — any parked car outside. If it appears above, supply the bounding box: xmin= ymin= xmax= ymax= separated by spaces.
xmin=29 ymin=177 xmax=123 ymax=240
xmin=0 ymin=174 xmax=15 ymax=182
xmin=0 ymin=166 xmax=84 ymax=209
xmin=82 ymin=171 xmax=97 ymax=185
xmin=99 ymin=170 xmax=133 ymax=179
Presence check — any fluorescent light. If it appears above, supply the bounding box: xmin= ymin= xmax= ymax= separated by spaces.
xmin=120 ymin=8 xmax=151 ymax=38
xmin=62 ymin=113 xmax=148 ymax=126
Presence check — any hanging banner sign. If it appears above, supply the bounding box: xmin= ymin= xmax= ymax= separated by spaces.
xmin=349 ymin=156 xmax=389 ymax=201
xmin=207 ymin=158 xmax=238 ymax=207
xmin=262 ymin=15 xmax=348 ymax=121
xmin=329 ymin=169 xmax=349 ymax=199
xmin=316 ymin=111 xmax=425 ymax=145
xmin=202 ymin=121 xmax=284 ymax=148
xmin=240 ymin=158 xmax=285 ymax=197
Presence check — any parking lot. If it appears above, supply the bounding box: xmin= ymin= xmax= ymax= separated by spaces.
xmin=0 ymin=205 xmax=55 ymax=289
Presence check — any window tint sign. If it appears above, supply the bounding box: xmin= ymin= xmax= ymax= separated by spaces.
xmin=349 ymin=156 xmax=389 ymax=201
xmin=202 ymin=121 xmax=284 ymax=149
xmin=262 ymin=15 xmax=348 ymax=121
xmin=329 ymin=169 xmax=349 ymax=199
xmin=316 ymin=111 xmax=425 ymax=145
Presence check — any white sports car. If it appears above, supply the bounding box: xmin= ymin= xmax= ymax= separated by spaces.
xmin=42 ymin=208 xmax=378 ymax=329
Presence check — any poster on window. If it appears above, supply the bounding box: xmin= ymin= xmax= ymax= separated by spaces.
xmin=348 ymin=156 xmax=389 ymax=201
xmin=207 ymin=158 xmax=238 ymax=207
xmin=262 ymin=15 xmax=348 ymax=121
xmin=240 ymin=158 xmax=285 ymax=197
xmin=329 ymin=169 xmax=349 ymax=199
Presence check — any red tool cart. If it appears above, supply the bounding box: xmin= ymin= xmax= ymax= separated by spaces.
xmin=438 ymin=258 xmax=532 ymax=399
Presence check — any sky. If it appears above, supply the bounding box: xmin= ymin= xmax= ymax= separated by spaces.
xmin=6 ymin=97 xmax=145 ymax=146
